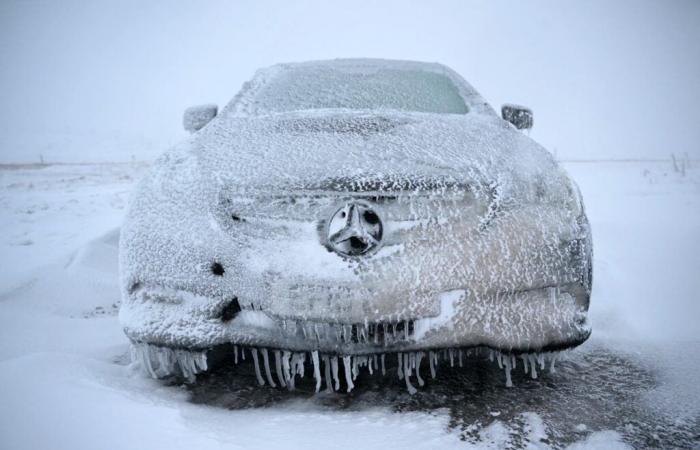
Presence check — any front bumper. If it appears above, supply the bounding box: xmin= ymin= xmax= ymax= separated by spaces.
xmin=120 ymin=282 xmax=590 ymax=355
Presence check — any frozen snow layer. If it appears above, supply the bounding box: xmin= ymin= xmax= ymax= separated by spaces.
xmin=120 ymin=89 xmax=591 ymax=351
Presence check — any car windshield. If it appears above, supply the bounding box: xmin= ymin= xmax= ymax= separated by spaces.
xmin=248 ymin=65 xmax=469 ymax=114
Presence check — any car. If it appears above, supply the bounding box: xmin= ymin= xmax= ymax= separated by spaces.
xmin=120 ymin=58 xmax=592 ymax=393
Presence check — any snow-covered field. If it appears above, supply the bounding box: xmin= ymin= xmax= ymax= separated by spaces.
xmin=0 ymin=159 xmax=697 ymax=449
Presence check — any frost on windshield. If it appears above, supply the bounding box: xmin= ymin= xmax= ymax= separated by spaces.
xmin=225 ymin=59 xmax=492 ymax=116
xmin=119 ymin=59 xmax=592 ymax=393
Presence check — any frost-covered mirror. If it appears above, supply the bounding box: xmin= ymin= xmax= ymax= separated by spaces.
xmin=183 ymin=104 xmax=218 ymax=133
xmin=501 ymin=104 xmax=533 ymax=130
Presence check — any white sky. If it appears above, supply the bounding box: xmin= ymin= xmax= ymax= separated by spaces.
xmin=1 ymin=0 xmax=699 ymax=162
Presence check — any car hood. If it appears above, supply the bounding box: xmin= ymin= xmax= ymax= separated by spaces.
xmin=185 ymin=109 xmax=572 ymax=205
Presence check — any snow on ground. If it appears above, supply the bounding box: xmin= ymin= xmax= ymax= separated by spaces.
xmin=0 ymin=159 xmax=698 ymax=449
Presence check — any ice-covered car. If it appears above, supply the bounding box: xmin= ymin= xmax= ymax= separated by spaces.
xmin=120 ymin=58 xmax=592 ymax=392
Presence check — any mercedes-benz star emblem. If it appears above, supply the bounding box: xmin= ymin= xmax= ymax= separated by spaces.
xmin=326 ymin=201 xmax=383 ymax=257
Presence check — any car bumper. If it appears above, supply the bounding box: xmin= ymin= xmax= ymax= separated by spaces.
xmin=120 ymin=282 xmax=590 ymax=355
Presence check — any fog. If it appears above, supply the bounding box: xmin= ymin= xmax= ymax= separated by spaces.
xmin=1 ymin=0 xmax=699 ymax=162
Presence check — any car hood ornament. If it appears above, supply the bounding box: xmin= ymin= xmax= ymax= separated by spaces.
xmin=326 ymin=200 xmax=383 ymax=256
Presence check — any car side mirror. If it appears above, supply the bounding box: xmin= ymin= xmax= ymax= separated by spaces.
xmin=501 ymin=104 xmax=533 ymax=130
xmin=183 ymin=104 xmax=218 ymax=133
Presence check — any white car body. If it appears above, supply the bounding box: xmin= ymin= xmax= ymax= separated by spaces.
xmin=119 ymin=59 xmax=592 ymax=389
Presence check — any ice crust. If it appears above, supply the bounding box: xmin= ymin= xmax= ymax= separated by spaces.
xmin=120 ymin=59 xmax=592 ymax=376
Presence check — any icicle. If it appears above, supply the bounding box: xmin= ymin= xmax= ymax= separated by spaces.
xmin=511 ymin=354 xmax=516 ymax=369
xmin=287 ymin=364 xmax=296 ymax=390
xmin=331 ymin=356 xmax=340 ymax=391
xmin=489 ymin=350 xmax=494 ymax=362
xmin=415 ymin=352 xmax=425 ymax=386
xmin=144 ymin=346 xmax=164 ymax=378
xmin=170 ymin=347 xmax=206 ymax=383
xmin=312 ymin=351 xmax=321 ymax=393
xmin=132 ymin=344 xmax=207 ymax=382
xmin=323 ymin=355 xmax=333 ymax=393
xmin=538 ymin=353 xmax=545 ymax=371
xmin=274 ymin=350 xmax=286 ymax=388
xmin=549 ymin=354 xmax=557 ymax=374
xmin=184 ymin=352 xmax=198 ymax=381
xmin=522 ymin=354 xmax=529 ymax=374
xmin=429 ymin=351 xmax=436 ymax=379
xmin=149 ymin=345 xmax=165 ymax=377
xmin=134 ymin=345 xmax=157 ymax=378
xmin=282 ymin=350 xmax=292 ymax=388
xmin=404 ymin=353 xmax=413 ymax=379
xmin=403 ymin=353 xmax=417 ymax=394
xmin=153 ymin=345 xmax=170 ymax=381
xmin=153 ymin=349 xmax=170 ymax=377
xmin=343 ymin=356 xmax=354 ymax=392
xmin=251 ymin=348 xmax=265 ymax=386
xmin=496 ymin=352 xmax=503 ymax=369
xmin=294 ymin=352 xmax=305 ymax=378
xmin=286 ymin=353 xmax=303 ymax=390
xmin=368 ymin=356 xmax=374 ymax=375
xmin=185 ymin=354 xmax=197 ymax=381
xmin=178 ymin=353 xmax=194 ymax=382
xmin=197 ymin=351 xmax=208 ymax=372
xmin=179 ymin=350 xmax=194 ymax=380
xmin=504 ymin=354 xmax=513 ymax=388
xmin=459 ymin=349 xmax=463 ymax=367
xmin=196 ymin=352 xmax=207 ymax=373
xmin=449 ymin=349 xmax=454 ymax=367
xmin=397 ymin=353 xmax=404 ymax=380
xmin=529 ymin=354 xmax=538 ymax=379
xmin=261 ymin=349 xmax=276 ymax=388
xmin=241 ymin=347 xmax=246 ymax=360
xmin=233 ymin=345 xmax=238 ymax=364
xmin=352 ymin=356 xmax=359 ymax=380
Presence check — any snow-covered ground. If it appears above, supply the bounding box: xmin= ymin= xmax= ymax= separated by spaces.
xmin=0 ymin=159 xmax=697 ymax=449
